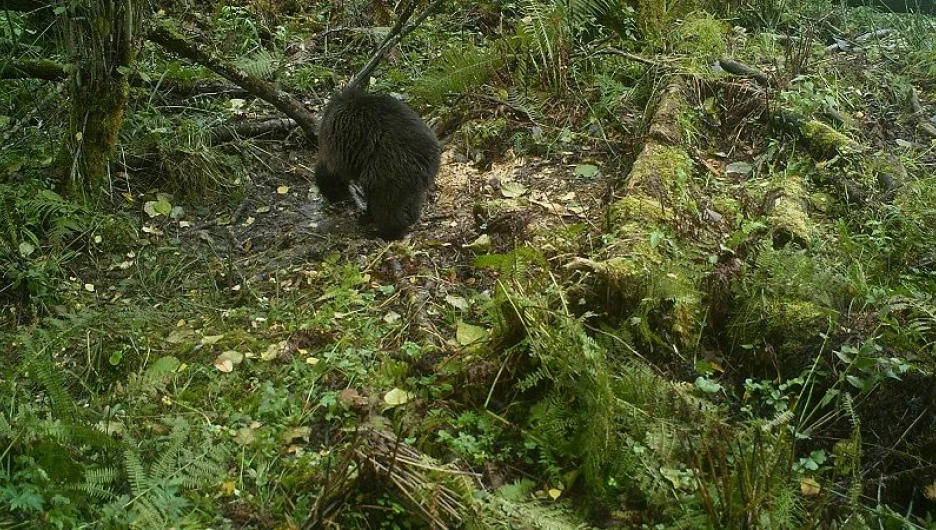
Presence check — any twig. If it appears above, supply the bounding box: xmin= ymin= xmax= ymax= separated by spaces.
xmin=596 ymin=47 xmax=662 ymax=68
xmin=347 ymin=0 xmax=446 ymax=91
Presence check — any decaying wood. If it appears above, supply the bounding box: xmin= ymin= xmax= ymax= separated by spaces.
xmin=774 ymin=108 xmax=864 ymax=156
xmin=718 ymin=57 xmax=769 ymax=86
xmin=208 ymin=118 xmax=298 ymax=143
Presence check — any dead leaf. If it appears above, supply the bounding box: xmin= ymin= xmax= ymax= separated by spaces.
xmin=261 ymin=340 xmax=287 ymax=361
xmin=213 ymin=350 xmax=244 ymax=373
xmin=925 ymin=481 xmax=936 ymax=501
xmin=339 ymin=388 xmax=368 ymax=407
xmin=500 ymin=181 xmax=527 ymax=198
xmin=200 ymin=334 xmax=224 ymax=346
xmin=445 ymin=294 xmax=469 ymax=311
xmin=233 ymin=427 xmax=256 ymax=446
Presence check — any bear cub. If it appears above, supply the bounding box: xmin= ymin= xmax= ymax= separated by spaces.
xmin=314 ymin=88 xmax=441 ymax=240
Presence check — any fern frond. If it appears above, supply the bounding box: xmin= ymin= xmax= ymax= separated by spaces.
xmin=72 ymin=467 xmax=121 ymax=500
xmin=236 ymin=48 xmax=280 ymax=79
xmin=516 ymin=0 xmax=570 ymax=92
xmin=124 ymin=448 xmax=149 ymax=497
xmin=20 ymin=330 xmax=77 ymax=418
xmin=151 ymin=421 xmax=188 ymax=481
xmin=412 ymin=45 xmax=501 ymax=105
xmin=568 ymin=0 xmax=636 ymax=40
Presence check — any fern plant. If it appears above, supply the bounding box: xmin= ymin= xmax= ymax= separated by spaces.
xmin=412 ymin=43 xmax=503 ymax=105
xmin=0 ymin=183 xmax=103 ymax=317
xmin=119 ymin=419 xmax=227 ymax=529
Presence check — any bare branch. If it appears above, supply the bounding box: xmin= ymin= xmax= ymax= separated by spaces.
xmin=148 ymin=21 xmax=320 ymax=141
xmin=347 ymin=0 xmax=446 ymax=91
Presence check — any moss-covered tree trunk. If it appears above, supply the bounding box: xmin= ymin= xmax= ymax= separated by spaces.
xmin=56 ymin=1 xmax=144 ymax=200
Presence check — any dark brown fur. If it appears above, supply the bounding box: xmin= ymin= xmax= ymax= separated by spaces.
xmin=314 ymin=88 xmax=441 ymax=240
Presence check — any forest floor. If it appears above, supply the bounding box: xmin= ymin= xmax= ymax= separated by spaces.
xmin=3 ymin=2 xmax=936 ymax=529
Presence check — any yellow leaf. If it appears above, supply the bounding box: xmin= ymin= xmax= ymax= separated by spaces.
xmin=925 ymin=481 xmax=936 ymax=501
xmin=221 ymin=480 xmax=236 ymax=496
xmin=277 ymin=185 xmax=289 ymax=194
xmin=200 ymin=334 xmax=224 ymax=345
xmin=305 ymin=357 xmax=320 ymax=365
xmin=800 ymin=477 xmax=821 ymax=497
xmin=547 ymin=488 xmax=562 ymax=500
xmin=384 ymin=388 xmax=414 ymax=406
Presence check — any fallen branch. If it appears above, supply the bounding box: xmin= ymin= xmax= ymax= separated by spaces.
xmin=208 ymin=117 xmax=298 ymax=143
xmin=596 ymin=47 xmax=663 ymax=68
xmin=148 ymin=21 xmax=320 ymax=141
xmin=855 ymin=28 xmax=894 ymax=43
xmin=0 ymin=59 xmax=67 ymax=81
xmin=0 ymin=60 xmax=256 ymax=102
xmin=718 ymin=57 xmax=769 ymax=86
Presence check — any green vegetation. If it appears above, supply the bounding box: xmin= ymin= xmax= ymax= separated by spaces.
xmin=2 ymin=0 xmax=935 ymax=528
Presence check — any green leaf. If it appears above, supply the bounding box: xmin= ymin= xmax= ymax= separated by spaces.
xmin=18 ymin=241 xmax=35 ymax=257
xmin=456 ymin=321 xmax=487 ymax=346
xmin=500 ymin=181 xmax=528 ymax=198
xmin=574 ymin=164 xmax=600 ymax=179
xmin=143 ymin=199 xmax=172 ymax=218
xmin=146 ymin=356 xmax=180 ymax=377
xmin=694 ymin=376 xmax=723 ymax=394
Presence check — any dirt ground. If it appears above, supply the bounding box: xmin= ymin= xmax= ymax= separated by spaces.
xmin=187 ymin=143 xmax=611 ymax=277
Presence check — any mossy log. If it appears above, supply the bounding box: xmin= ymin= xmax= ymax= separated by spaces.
xmin=762 ymin=172 xmax=813 ymax=246
xmin=775 ymin=108 xmax=864 ymax=157
xmin=0 ymin=59 xmax=67 ymax=81
xmin=569 ymin=83 xmax=705 ymax=349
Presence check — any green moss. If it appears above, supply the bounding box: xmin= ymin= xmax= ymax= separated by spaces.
xmin=624 ymin=144 xmax=694 ymax=192
xmin=610 ymin=195 xmax=674 ymax=230
xmin=673 ymin=12 xmax=728 ymax=67
xmin=729 ymin=298 xmax=831 ymax=368
xmin=800 ymin=119 xmax=863 ymax=156
xmin=767 ymin=173 xmax=813 ymax=244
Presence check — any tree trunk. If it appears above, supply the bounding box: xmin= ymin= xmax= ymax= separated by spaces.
xmin=56 ymin=0 xmax=144 ymax=200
